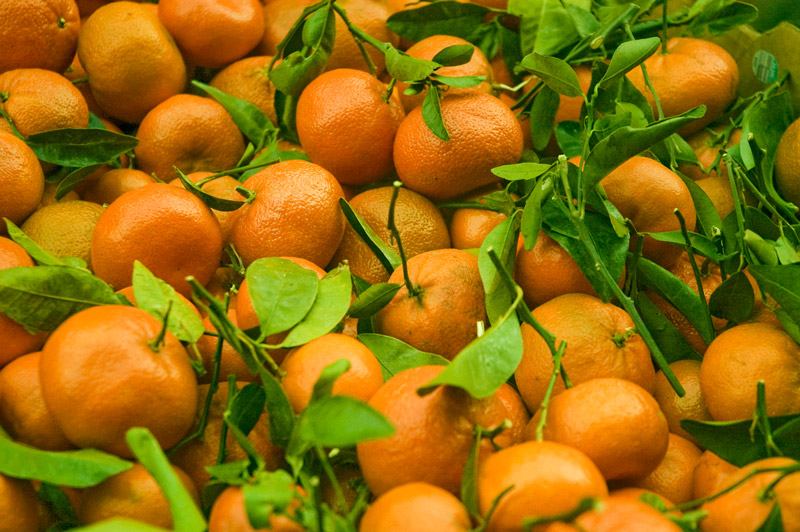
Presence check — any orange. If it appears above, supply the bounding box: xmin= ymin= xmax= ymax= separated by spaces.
xmin=357 ymin=365 xmax=512 ymax=496
xmin=257 ymin=0 xmax=314 ymax=57
xmin=374 ymin=248 xmax=487 ymax=360
xmin=483 ymin=383 xmax=531 ymax=449
xmin=210 ymin=56 xmax=278 ymax=124
xmin=477 ymin=440 xmax=608 ymax=532
xmin=169 ymin=171 xmax=245 ymax=245
xmin=679 ymin=127 xmax=743 ymax=181
xmin=0 ymin=237 xmax=47 ymax=367
xmin=296 ymin=69 xmax=406 ymax=186
xmin=0 ymin=474 xmax=39 ymax=532
xmin=320 ymin=463 xmax=362 ymax=515
xmin=359 ymin=482 xmax=471 ymax=532
xmin=394 ymin=91 xmax=523 ymax=200
xmin=280 ymin=333 xmax=384 ymax=413
xmin=700 ymin=457 xmax=800 ymax=532
xmin=78 ymin=1 xmax=186 ymax=123
xmin=36 ymin=181 xmax=79 ymax=210
xmin=91 ymin=183 xmax=223 ymax=297
xmin=692 ymin=450 xmax=738 ymax=500
xmin=134 ymin=94 xmax=245 ymax=180
xmin=195 ymin=309 xmax=257 ymax=384
xmin=78 ymin=463 xmax=199 ymax=527
xmin=171 ymin=383 xmax=283 ymax=492
xmin=597 ymin=156 xmax=696 ymax=269
xmin=329 ymin=186 xmax=451 ymax=284
xmin=653 ymin=360 xmax=712 ymax=444
xmin=20 ymin=200 xmax=105 ymax=270
xmin=0 ymin=68 xmax=88 ymax=137
xmin=627 ymin=37 xmax=739 ymax=137
xmin=0 ymin=352 xmax=72 ymax=451
xmin=82 ymin=168 xmax=157 ymax=206
xmin=39 ymin=305 xmax=198 ymax=457
xmin=527 ymin=378 xmax=669 ymax=481
xmin=514 ymin=232 xmax=600 ymax=309
xmin=0 ymin=130 xmax=44 ymax=228
xmin=115 ymin=286 xmax=201 ymax=316
xmin=775 ymin=116 xmax=800 ymax=206
xmin=158 ymin=0 xmax=264 ymax=69
xmin=609 ymin=487 xmax=676 ymax=510
xmin=208 ymin=485 xmax=304 ymax=532
xmin=515 ymin=293 xmax=655 ymax=413
xmin=700 ymin=322 xmax=800 ymax=421
xmin=0 ymin=0 xmax=80 ymax=75
xmin=627 ymin=433 xmax=703 ymax=505
xmin=229 ymin=160 xmax=345 ymax=268
xmin=73 ymin=117 xmax=131 ymax=195
xmin=397 ymin=35 xmax=493 ymax=112
xmin=551 ymin=495 xmax=683 ymax=532
xmin=75 ymin=0 xmax=108 ymax=17
xmin=449 ymin=191 xmax=508 ymax=250
xmin=64 ymin=51 xmax=105 ymax=117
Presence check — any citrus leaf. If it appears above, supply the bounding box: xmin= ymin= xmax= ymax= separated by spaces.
xmin=191 ymin=81 xmax=276 ymax=149
xmin=637 ymin=292 xmax=703 ymax=363
xmin=432 ymin=44 xmax=475 ymax=66
xmin=174 ymin=167 xmax=249 ymax=212
xmin=491 ymin=162 xmax=552 ymax=181
xmin=260 ymin=372 xmax=295 ymax=449
xmin=708 ymin=270 xmax=754 ymax=323
xmin=348 ymin=283 xmax=402 ymax=319
xmin=479 ymin=212 xmax=520 ymax=325
xmin=430 ymin=74 xmax=485 ymax=88
xmin=520 ymin=53 xmax=583 ymax=97
xmin=598 ymin=37 xmax=661 ymax=89
xmin=309 ymin=359 xmax=351 ymax=404
xmin=339 ymin=198 xmax=401 ymax=273
xmin=243 ymin=471 xmax=297 ymax=529
xmin=55 ymin=164 xmax=105 ymax=201
xmin=421 ymin=84 xmax=449 ymax=141
xmin=385 ymin=47 xmax=438 ymax=82
xmin=70 ymin=519 xmax=169 ymax=532
xmin=5 ymin=219 xmax=68 ymax=267
xmin=385 ymin=2 xmax=490 ymax=42
xmin=530 ymin=85 xmax=560 ymax=151
xmin=296 ymin=395 xmax=395 ymax=448
xmin=358 ymin=333 xmax=448 ymax=380
xmin=25 ymin=128 xmax=137 ymax=167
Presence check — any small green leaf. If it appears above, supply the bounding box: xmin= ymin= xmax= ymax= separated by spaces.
xmin=530 ymin=85 xmax=561 ymax=151
xmin=749 ymin=265 xmax=800 ymax=327
xmin=385 ymin=2 xmax=490 ymax=43
xmin=385 ymin=47 xmax=438 ymax=82
xmin=432 ymin=44 xmax=475 ymax=66
xmin=296 ymin=395 xmax=395 ymax=448
xmin=708 ymin=270 xmax=754 ymax=323
xmin=339 ymin=198 xmax=402 ymax=273
xmin=310 ymin=359 xmax=351 ymax=404
xmin=224 ymin=383 xmax=268 ymax=466
xmin=25 ymin=128 xmax=137 ymax=167
xmin=755 ymin=503 xmax=784 ymax=532
xmin=243 ymin=470 xmax=298 ymax=529
xmin=191 ymin=81 xmax=276 ymax=148
xmin=491 ymin=162 xmax=552 ymax=182
xmin=5 ymin=219 xmax=68 ymax=267
xmin=0 ymin=428 xmax=131 ymax=488
xmin=55 ymin=164 xmax=106 ymax=200
xmin=520 ymin=53 xmax=583 ymax=97
xmin=479 ymin=213 xmax=520 ymax=325
xmin=421 ymin=84 xmax=449 ymax=141
xmin=521 ymin=176 xmax=553 ymax=251
xmin=0 ymin=265 xmax=119 ymax=333
xmin=358 ymin=333 xmax=448 ymax=380
xmin=261 ymin=372 xmax=295 ymax=449
xmin=38 ymin=483 xmax=78 ymax=524
xmin=430 ymin=74 xmax=485 ymax=88
xmin=349 ymin=283 xmax=402 ymax=319
xmin=555 ymin=120 xmax=582 ymax=158
xmin=175 ymin=167 xmax=248 ymax=212
xmin=599 ymin=37 xmax=661 ymax=89
xmin=70 ymin=519 xmax=169 ymax=532
xmin=461 ymin=427 xmax=481 ymax=516
xmin=245 ymin=257 xmax=319 ymax=337
xmin=637 ymin=293 xmax=703 ymax=363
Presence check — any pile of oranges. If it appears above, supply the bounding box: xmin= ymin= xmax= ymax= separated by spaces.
xmin=0 ymin=0 xmax=799 ymax=531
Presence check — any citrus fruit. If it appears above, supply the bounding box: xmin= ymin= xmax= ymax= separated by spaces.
xmin=210 ymin=55 xmax=278 ymax=124
xmin=208 ymin=485 xmax=304 ymax=532
xmin=82 ymin=168 xmax=157 ymax=206
xmin=0 ymin=130 xmax=44 ymax=228
xmin=0 ymin=474 xmax=39 ymax=532
xmin=775 ymin=116 xmax=800 ymax=206
xmin=627 ymin=433 xmax=703 ymax=505
xmin=653 ymin=359 xmax=712 ymax=444
xmin=359 ymin=482 xmax=471 ymax=532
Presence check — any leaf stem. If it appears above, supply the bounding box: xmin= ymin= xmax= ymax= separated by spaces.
xmin=147 ymin=301 xmax=173 ymax=353
xmin=534 ymin=340 xmax=568 ymax=442
xmin=388 ymin=181 xmax=421 ymax=298
xmin=315 ymin=445 xmax=350 ymax=514
xmin=675 ymin=208 xmax=715 ymax=344
xmin=332 ymin=3 xmax=380 ymax=75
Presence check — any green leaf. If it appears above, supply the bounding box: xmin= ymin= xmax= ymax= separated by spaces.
xmin=384 ymin=47 xmax=438 ymax=82
xmin=646 ymin=230 xmax=729 ymax=263
xmin=749 ymin=265 xmax=800 ymax=327
xmin=580 ymin=106 xmax=707 ymax=197
xmin=637 ymin=258 xmax=715 ymax=345
xmin=125 ymin=428 xmax=205 ymax=532
xmin=385 ymin=2 xmax=490 ymax=43
xmin=430 ymin=74 xmax=485 ymax=88
xmin=421 ymin=84 xmax=449 ymax=141
xmin=5 ymin=219 xmax=68 ymax=267
xmin=357 ymin=333 xmax=448 ymax=380
xmin=708 ymin=270 xmax=754 ymax=323
xmin=432 ymin=44 xmax=475 ymax=67
xmin=349 ymin=283 xmax=402 ymax=319
xmin=479 ymin=212 xmax=520 ymax=325
xmin=514 ymin=0 xmax=583 ymax=56
xmin=520 ymin=53 xmax=583 ymax=97
xmin=70 ymin=519 xmax=170 ymax=532
xmin=520 ymin=175 xmax=553 ymax=251
xmin=0 ymin=265 xmax=119 ymax=333
xmin=637 ymin=293 xmax=703 ymax=363
xmin=191 ymin=81 xmax=276 ymax=148
xmin=225 ymin=383 xmax=266 ymax=438
xmin=756 ymin=503 xmax=784 ymax=532
xmin=280 ymin=264 xmax=352 ymax=348
xmin=310 ymin=359 xmax=351 ymax=404
xmin=132 ymin=261 xmax=204 ymax=344
xmin=245 ymin=257 xmax=320 ymax=337
xmin=491 ymin=162 xmax=552 ymax=182
xmin=555 ymin=120 xmax=582 ymax=158
xmin=598 ymin=37 xmax=661 ymax=89
xmin=38 ymin=483 xmax=78 ymax=524
xmin=296 ymin=395 xmax=395 ymax=447
xmin=25 ymin=128 xmax=137 ymax=167
xmin=529 ymin=85 xmax=560 ymax=151
xmin=174 ymin=167 xmax=248 ymax=212
xmin=260 ymin=372 xmax=295 ymax=449
xmin=0 ymin=428 xmax=131 ymax=488
xmin=243 ymin=470 xmax=298 ymax=529
xmin=339 ymin=198 xmax=402 ymax=273
xmin=461 ymin=427 xmax=481 ymax=516
xmin=55 ymin=164 xmax=105 ymax=201
xmin=419 ymin=299 xmax=524 ymax=399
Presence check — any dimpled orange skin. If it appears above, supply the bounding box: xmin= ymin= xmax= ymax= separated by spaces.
xmin=477 ymin=440 xmax=608 ymax=532
xmin=329 ymin=186 xmax=451 ymax=284
xmin=397 ymin=35 xmax=494 ymax=113
xmin=0 ymin=0 xmax=80 ymax=75
xmin=0 ymin=132 xmax=44 ymax=227
xmin=0 ymin=68 xmax=88 ymax=138
xmin=210 ymin=56 xmax=278 ymax=124
xmin=375 ymin=249 xmax=487 ymax=361
xmin=775 ymin=117 xmax=800 ymax=206
xmin=280 ymin=333 xmax=384 ymax=413
xmin=515 ymin=293 xmax=655 ymax=413
xmin=83 ymin=168 xmax=157 ymax=206
xmin=393 ymin=91 xmax=524 ymax=201
xmin=134 ymin=94 xmax=245 ymax=180
xmin=158 ymin=0 xmax=265 ymax=69
xmin=0 ymin=352 xmax=73 ymax=451
xmin=91 ymin=183 xmax=223 ymax=297
xmin=628 ymin=433 xmax=703 ymax=505
xmin=0 ymin=474 xmax=39 ymax=532
xmin=599 ymin=156 xmax=697 ymax=269
xmin=0 ymin=237 xmax=47 ymax=367
xmin=195 ymin=310 xmax=258 ymax=384
xmin=700 ymin=322 xmax=800 ymax=421
xmin=700 ymin=457 xmax=800 ymax=532
xmin=357 ymin=366 xmax=505 ymax=497
xmin=627 ymin=38 xmax=739 ymax=137
xmin=229 ymin=160 xmax=345 ymax=268
xmin=450 ymin=204 xmax=506 ymax=250
xmin=527 ymin=378 xmax=669 ymax=481
xmin=559 ymin=496 xmax=684 ymax=532
xmin=77 ymin=2 xmax=187 ymax=123
xmin=169 ymin=171 xmax=245 ymax=246
xmin=653 ymin=360 xmax=712 ymax=444
xmin=296 ymin=69 xmax=406 ymax=186
xmin=38 ymin=305 xmax=198 ymax=458
xmin=208 ymin=486 xmax=304 ymax=532
xmin=359 ymin=482 xmax=471 ymax=532
xmin=692 ymin=450 xmax=739 ymax=500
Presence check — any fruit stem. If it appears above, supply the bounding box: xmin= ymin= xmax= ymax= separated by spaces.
xmin=751 ymin=381 xmax=782 ymax=457
xmin=534 ymin=340 xmax=568 ymax=442
xmin=725 ymin=155 xmax=748 ymax=271
xmin=0 ymin=91 xmax=8 ymax=103
xmin=147 ymin=301 xmax=173 ymax=353
xmin=625 ymin=25 xmax=666 ymax=121
xmin=521 ymin=497 xmax=604 ymax=529
xmin=388 ymin=181 xmax=421 ymax=298
xmin=315 ymin=445 xmax=350 ymax=514
xmin=70 ymin=76 xmax=89 ymax=85
xmin=332 ymin=3 xmax=379 ymax=76
xmin=675 ymin=208 xmax=716 ymax=344
xmin=383 ymin=77 xmax=397 ymax=104
xmin=611 ymin=326 xmax=638 ymax=348
xmin=267 ymin=1 xmax=327 ymax=72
